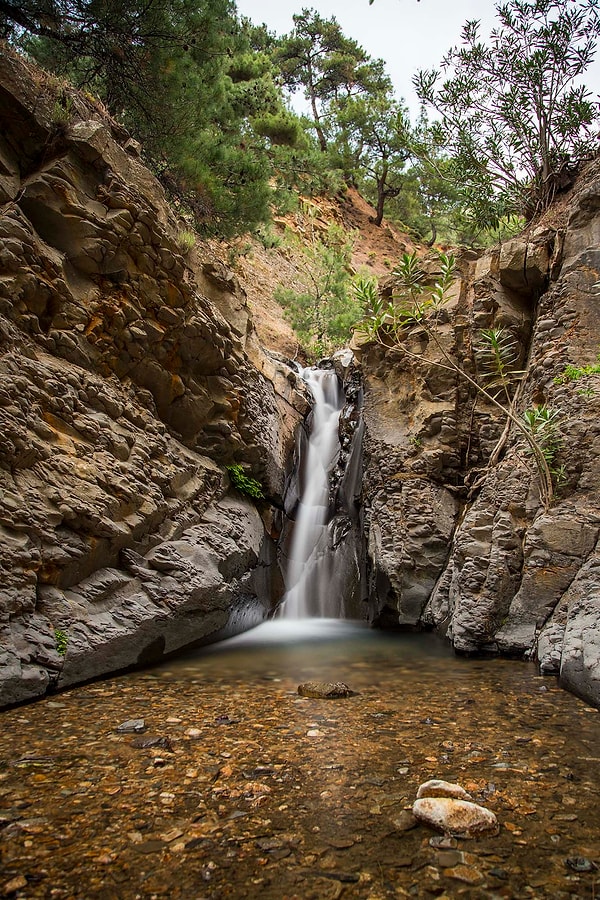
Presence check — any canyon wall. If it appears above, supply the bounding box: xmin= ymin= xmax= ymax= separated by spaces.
xmin=358 ymin=171 xmax=600 ymax=707
xmin=0 ymin=49 xmax=307 ymax=706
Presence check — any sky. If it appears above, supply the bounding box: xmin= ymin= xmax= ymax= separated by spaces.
xmin=235 ymin=0 xmax=600 ymax=118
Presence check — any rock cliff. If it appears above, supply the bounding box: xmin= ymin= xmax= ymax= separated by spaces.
xmin=358 ymin=167 xmax=600 ymax=707
xmin=0 ymin=48 xmax=307 ymax=706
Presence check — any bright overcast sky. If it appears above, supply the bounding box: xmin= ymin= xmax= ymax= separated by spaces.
xmin=235 ymin=0 xmax=600 ymax=118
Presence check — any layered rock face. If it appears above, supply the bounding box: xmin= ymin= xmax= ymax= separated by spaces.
xmin=0 ymin=49 xmax=307 ymax=706
xmin=359 ymin=172 xmax=600 ymax=707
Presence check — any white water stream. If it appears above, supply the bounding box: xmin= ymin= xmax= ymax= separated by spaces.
xmin=279 ymin=367 xmax=344 ymax=619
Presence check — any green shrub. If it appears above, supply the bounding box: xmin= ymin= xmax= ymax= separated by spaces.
xmin=255 ymin=226 xmax=282 ymax=250
xmin=554 ymin=355 xmax=600 ymax=384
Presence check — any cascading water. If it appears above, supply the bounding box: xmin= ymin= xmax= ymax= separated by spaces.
xmin=279 ymin=366 xmax=345 ymax=619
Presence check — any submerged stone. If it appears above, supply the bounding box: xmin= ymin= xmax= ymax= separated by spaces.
xmin=412 ymin=797 xmax=499 ymax=838
xmin=565 ymin=857 xmax=598 ymax=873
xmin=130 ymin=736 xmax=174 ymax=751
xmin=392 ymin=810 xmax=418 ymax=833
xmin=443 ymin=864 xmax=484 ymax=885
xmin=297 ymin=681 xmax=357 ymax=699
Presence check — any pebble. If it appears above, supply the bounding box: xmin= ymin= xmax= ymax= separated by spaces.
xmin=130 ymin=735 xmax=173 ymax=751
xmin=393 ymin=810 xmax=418 ymax=833
xmin=3 ymin=876 xmax=28 ymax=894
xmin=185 ymin=727 xmax=202 ymax=739
xmin=565 ymin=857 xmax=598 ymax=872
xmin=429 ymin=835 xmax=458 ymax=849
xmin=436 ymin=849 xmax=463 ymax=867
xmin=443 ymin=863 xmax=484 ymax=885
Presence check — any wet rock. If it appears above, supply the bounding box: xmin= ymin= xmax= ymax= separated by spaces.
xmin=297 ymin=681 xmax=357 ymax=699
xmin=412 ymin=797 xmax=499 ymax=838
xmin=392 ymin=810 xmax=417 ymax=833
xmin=443 ymin=863 xmax=484 ymax=885
xmin=565 ymin=857 xmax=598 ymax=873
xmin=116 ymin=719 xmax=145 ymax=734
xmin=416 ymin=779 xmax=472 ymax=800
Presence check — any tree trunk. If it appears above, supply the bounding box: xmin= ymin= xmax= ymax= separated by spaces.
xmin=371 ymin=164 xmax=388 ymax=227
xmin=309 ymin=91 xmax=328 ymax=153
xmin=426 ymin=218 xmax=437 ymax=247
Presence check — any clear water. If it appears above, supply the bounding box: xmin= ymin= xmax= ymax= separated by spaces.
xmin=1 ymin=620 xmax=599 ymax=899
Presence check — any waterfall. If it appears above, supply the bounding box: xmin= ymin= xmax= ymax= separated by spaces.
xmin=279 ymin=366 xmax=345 ymax=619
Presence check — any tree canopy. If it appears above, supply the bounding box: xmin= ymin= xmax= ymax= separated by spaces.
xmin=1 ymin=0 xmax=317 ymax=235
xmin=415 ymin=0 xmax=600 ymax=225
xmin=2 ymin=0 xmax=598 ymax=245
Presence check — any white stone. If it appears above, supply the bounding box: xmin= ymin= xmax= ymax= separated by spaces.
xmin=416 ymin=779 xmax=472 ymax=801
xmin=412 ymin=798 xmax=499 ymax=839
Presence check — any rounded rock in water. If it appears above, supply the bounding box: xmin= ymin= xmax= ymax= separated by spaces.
xmin=412 ymin=797 xmax=499 ymax=838
xmin=297 ymin=681 xmax=356 ymax=699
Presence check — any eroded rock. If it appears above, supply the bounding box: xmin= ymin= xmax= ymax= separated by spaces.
xmin=357 ymin=159 xmax=600 ymax=708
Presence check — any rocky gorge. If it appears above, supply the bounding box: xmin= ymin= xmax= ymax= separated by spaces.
xmin=1 ymin=43 xmax=600 ymax=715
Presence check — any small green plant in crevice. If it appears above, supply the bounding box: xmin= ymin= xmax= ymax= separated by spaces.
xmin=226 ymin=464 xmax=265 ymax=500
xmin=353 ymin=250 xmax=456 ymax=340
xmin=51 ymin=92 xmax=74 ymax=127
xmin=55 ymin=629 xmax=68 ymax=656
xmin=475 ymin=326 xmax=522 ymax=402
xmin=226 ymin=242 xmax=253 ymax=269
xmin=177 ymin=229 xmax=196 ymax=254
xmin=522 ymin=405 xmax=565 ymax=487
xmin=554 ymin=354 xmax=600 ymax=385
